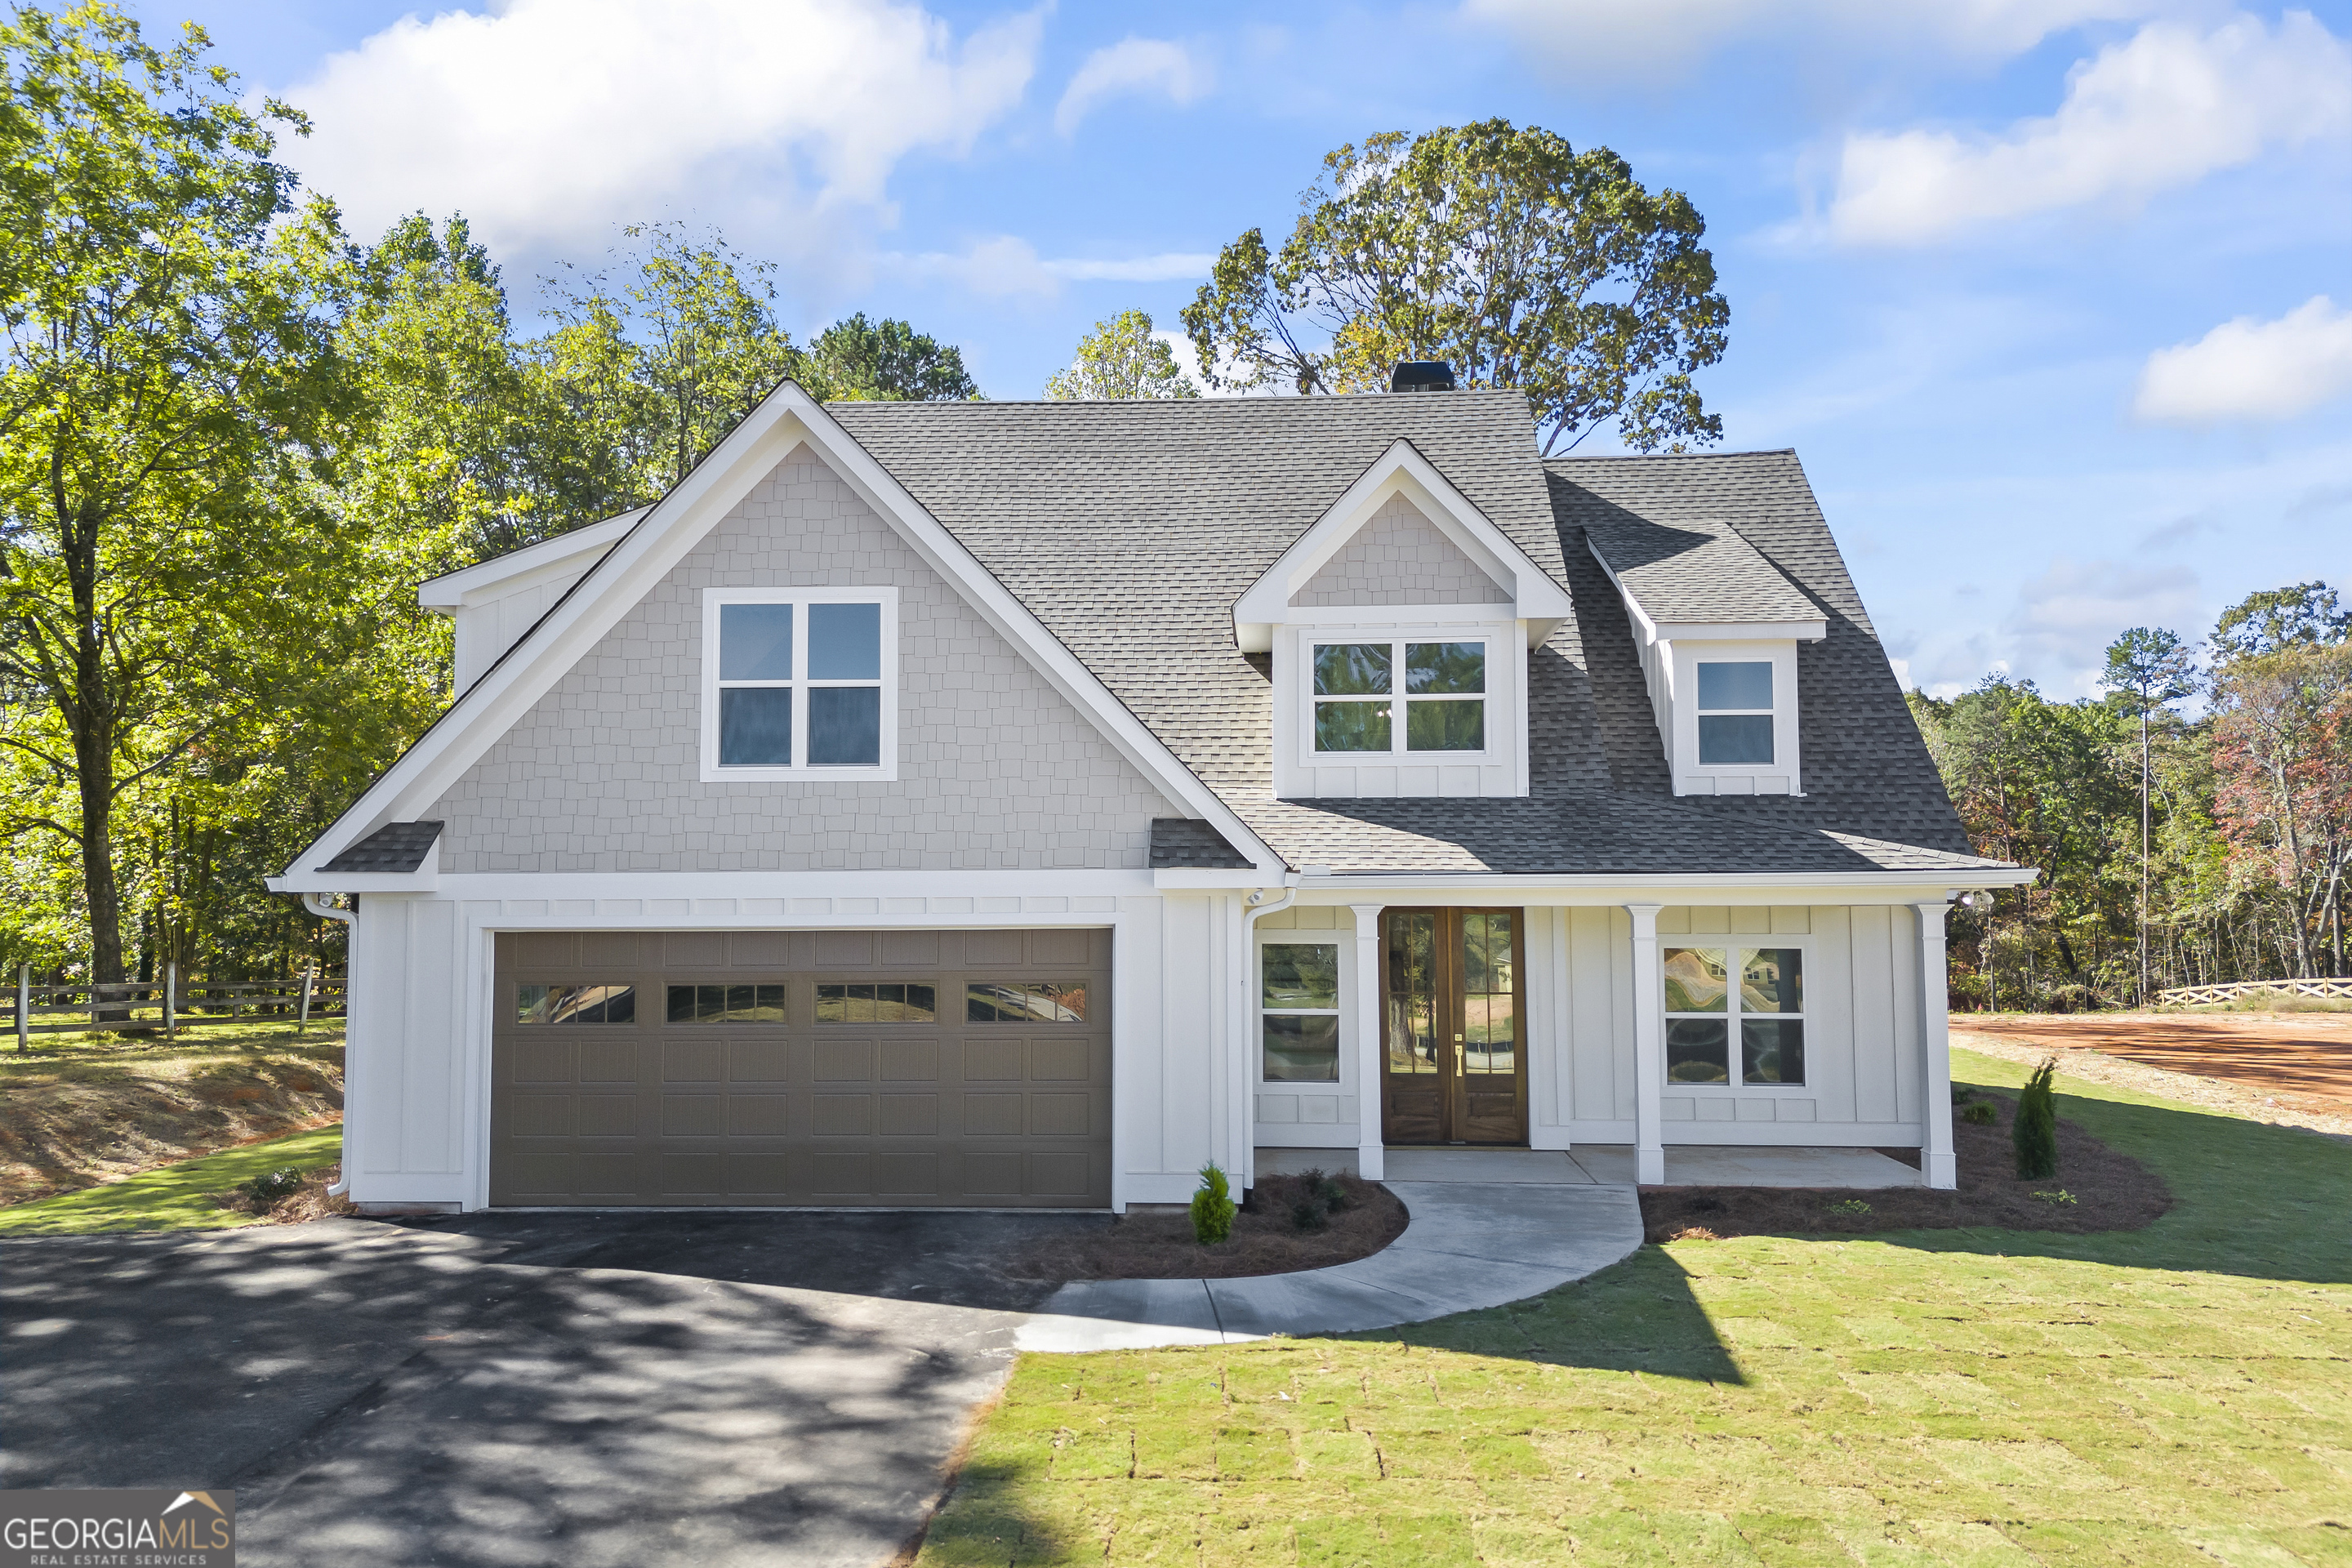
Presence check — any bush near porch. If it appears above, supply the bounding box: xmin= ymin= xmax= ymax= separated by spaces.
xmin=916 ymin=1047 xmax=2350 ymax=1566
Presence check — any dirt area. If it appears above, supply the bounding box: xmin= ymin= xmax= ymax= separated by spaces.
xmin=0 ymin=1036 xmax=345 ymax=1205
xmin=208 ymin=1162 xmax=358 ymax=1226
xmin=1641 ymin=1086 xmax=2171 ymax=1243
xmin=1012 ymin=1172 xmax=1407 ymax=1281
xmin=1954 ymin=1013 xmax=2352 ymax=1139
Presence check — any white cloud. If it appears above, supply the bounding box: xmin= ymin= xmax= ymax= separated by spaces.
xmin=1053 ymin=38 xmax=1209 ymax=136
xmin=1825 ymin=11 xmax=2352 ymax=246
xmin=278 ymin=0 xmax=1043 ymax=256
xmin=1461 ymin=0 xmax=2167 ymax=78
xmin=2133 ymin=295 xmax=2352 ymax=424
xmin=2004 ymin=558 xmax=2202 ymax=693
xmin=886 ymin=238 xmax=1213 ymax=299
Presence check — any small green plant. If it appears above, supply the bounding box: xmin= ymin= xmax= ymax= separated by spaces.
xmin=1952 ymin=1086 xmax=1976 ymax=1106
xmin=1190 ymin=1161 xmax=1236 ymax=1245
xmin=1290 ymin=1196 xmax=1330 ymax=1232
xmin=1829 ymin=1198 xmax=1873 ymax=1215
xmin=1960 ymin=1100 xmax=1998 ymax=1125
xmin=1304 ymin=1168 xmax=1348 ymax=1213
xmin=2014 ymin=1057 xmax=2060 ymax=1180
xmin=243 ymin=1166 xmax=304 ymax=1205
xmin=2034 ymin=1189 xmax=2078 ymax=1206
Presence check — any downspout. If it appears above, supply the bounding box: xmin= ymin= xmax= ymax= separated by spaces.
xmin=303 ymin=894 xmax=356 ymax=1197
xmin=1234 ymin=884 xmax=1298 ymax=1191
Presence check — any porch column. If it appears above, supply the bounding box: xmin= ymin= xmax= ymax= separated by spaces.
xmin=1914 ymin=899 xmax=1958 ymax=1190
xmin=1625 ymin=902 xmax=1666 ymax=1184
xmin=1348 ymin=904 xmax=1386 ymax=1180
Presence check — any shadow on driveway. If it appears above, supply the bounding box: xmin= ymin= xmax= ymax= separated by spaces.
xmin=2 ymin=1208 xmax=1110 ymax=1567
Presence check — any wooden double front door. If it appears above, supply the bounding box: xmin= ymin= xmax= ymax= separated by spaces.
xmin=1379 ymin=907 xmax=1528 ymax=1145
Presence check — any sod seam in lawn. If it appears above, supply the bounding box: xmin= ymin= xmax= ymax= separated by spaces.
xmin=0 ymin=1125 xmax=344 ymax=1237
xmin=918 ymin=1048 xmax=2352 ymax=1566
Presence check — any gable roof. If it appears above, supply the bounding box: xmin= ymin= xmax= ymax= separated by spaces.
xmin=830 ymin=402 xmax=2004 ymax=879
xmin=1581 ymin=510 xmax=1823 ymax=630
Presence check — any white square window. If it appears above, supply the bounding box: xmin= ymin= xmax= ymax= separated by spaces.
xmin=1696 ymin=660 xmax=1773 ymax=765
xmin=700 ymin=588 xmax=898 ymax=781
xmin=1309 ymin=639 xmax=1490 ymax=758
xmin=1662 ymin=945 xmax=1805 ymax=1086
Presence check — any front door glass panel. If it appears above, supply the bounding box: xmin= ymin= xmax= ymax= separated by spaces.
xmin=1380 ymin=907 xmax=1526 ymax=1146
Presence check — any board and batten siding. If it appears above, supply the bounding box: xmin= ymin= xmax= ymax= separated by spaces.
xmin=426 ymin=448 xmax=1184 ymax=874
xmin=1542 ymin=902 xmax=1928 ymax=1147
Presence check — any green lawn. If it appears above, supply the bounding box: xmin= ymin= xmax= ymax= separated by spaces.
xmin=0 ymin=1125 xmax=343 ymax=1237
xmin=922 ymin=1049 xmax=2352 ymax=1566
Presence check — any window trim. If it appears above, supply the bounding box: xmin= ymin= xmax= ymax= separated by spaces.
xmin=1659 ymin=937 xmax=1810 ymax=1090
xmin=1301 ymin=633 xmax=1499 ymax=764
xmin=1695 ymin=659 xmax=1775 ymax=767
xmin=1258 ymin=935 xmax=1344 ymax=1085
xmin=699 ymin=586 xmax=900 ymax=782
xmin=1668 ymin=639 xmax=1802 ymax=793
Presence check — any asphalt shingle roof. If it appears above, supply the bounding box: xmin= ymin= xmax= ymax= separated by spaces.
xmin=1581 ymin=510 xmax=1820 ymax=626
xmin=318 ymin=820 xmax=443 ymax=874
xmin=826 ymin=395 xmax=1992 ymax=878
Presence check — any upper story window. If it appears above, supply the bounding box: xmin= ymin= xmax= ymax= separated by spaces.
xmin=1696 ymin=661 xmax=1774 ymax=765
xmin=701 ymin=588 xmax=898 ymax=782
xmin=1311 ymin=639 xmax=1487 ymax=756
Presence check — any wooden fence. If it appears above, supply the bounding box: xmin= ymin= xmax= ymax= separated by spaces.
xmin=7 ymin=965 xmax=346 ymax=1048
xmin=2154 ymin=977 xmax=2352 ymax=1008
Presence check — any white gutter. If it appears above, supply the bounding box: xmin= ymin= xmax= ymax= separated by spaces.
xmin=1157 ymin=866 xmax=2040 ymax=893
xmin=302 ymin=894 xmax=356 ymax=1198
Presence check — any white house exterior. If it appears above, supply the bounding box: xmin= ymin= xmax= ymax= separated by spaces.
xmin=270 ymin=381 xmax=2031 ymax=1214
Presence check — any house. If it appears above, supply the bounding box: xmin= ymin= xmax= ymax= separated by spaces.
xmin=269 ymin=377 xmax=2032 ymax=1214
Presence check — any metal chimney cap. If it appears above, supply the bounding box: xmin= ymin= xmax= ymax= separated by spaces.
xmin=1389 ymin=360 xmax=1455 ymax=392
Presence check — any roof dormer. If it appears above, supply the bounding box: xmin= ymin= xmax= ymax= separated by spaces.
xmin=1582 ymin=513 xmax=1827 ymax=796
xmin=1236 ymin=439 xmax=1572 ymax=802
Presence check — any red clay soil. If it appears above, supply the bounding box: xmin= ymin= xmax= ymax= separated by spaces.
xmin=1958 ymin=1012 xmax=2352 ymax=1116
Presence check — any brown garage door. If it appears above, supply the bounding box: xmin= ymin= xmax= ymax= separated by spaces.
xmin=490 ymin=928 xmax=1111 ymax=1207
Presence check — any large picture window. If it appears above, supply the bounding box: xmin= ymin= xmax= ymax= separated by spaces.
xmin=1261 ymin=941 xmax=1340 ymax=1081
xmin=1696 ymin=661 xmax=1774 ymax=765
xmin=1663 ymin=946 xmax=1805 ymax=1085
xmin=1311 ymin=639 xmax=1486 ymax=756
xmin=702 ymin=588 xmax=898 ymax=779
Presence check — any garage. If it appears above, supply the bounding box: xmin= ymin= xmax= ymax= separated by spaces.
xmin=489 ymin=928 xmax=1112 ymax=1207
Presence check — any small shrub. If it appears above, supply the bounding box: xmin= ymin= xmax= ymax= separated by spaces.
xmin=1829 ymin=1198 xmax=1873 ymax=1215
xmin=2014 ymin=1057 xmax=2060 ymax=1180
xmin=1960 ymin=1100 xmax=1998 ymax=1125
xmin=1189 ymin=1161 xmax=1236 ymax=1245
xmin=1306 ymin=1168 xmax=1348 ymax=1213
xmin=1952 ymin=1086 xmax=1977 ymax=1106
xmin=2034 ymin=1189 xmax=2078 ymax=1205
xmin=1290 ymin=1196 xmax=1330 ymax=1232
xmin=244 ymin=1166 xmax=305 ymax=1205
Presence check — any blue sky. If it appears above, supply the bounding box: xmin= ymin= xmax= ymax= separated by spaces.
xmin=133 ymin=0 xmax=2352 ymax=699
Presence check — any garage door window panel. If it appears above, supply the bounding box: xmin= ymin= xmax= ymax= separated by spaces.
xmin=517 ymin=983 xmax=637 ymax=1025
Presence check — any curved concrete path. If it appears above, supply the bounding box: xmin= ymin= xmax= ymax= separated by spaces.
xmin=1014 ymin=1179 xmax=1644 ymax=1352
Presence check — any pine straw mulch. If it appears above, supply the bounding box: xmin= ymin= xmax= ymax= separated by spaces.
xmin=208 ymin=1162 xmax=358 ymax=1226
xmin=1640 ymin=1086 xmax=2172 ymax=1244
xmin=1011 ymin=1172 xmax=1409 ymax=1281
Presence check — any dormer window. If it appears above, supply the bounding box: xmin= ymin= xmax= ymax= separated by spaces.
xmin=1696 ymin=661 xmax=1775 ymax=765
xmin=1312 ymin=640 xmax=1487 ymax=755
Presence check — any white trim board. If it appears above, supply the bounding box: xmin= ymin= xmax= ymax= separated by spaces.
xmin=282 ymin=380 xmax=1281 ymax=882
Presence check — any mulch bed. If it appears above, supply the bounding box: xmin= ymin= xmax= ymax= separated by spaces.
xmin=1012 ymin=1171 xmax=1408 ymax=1281
xmin=209 ymin=1163 xmax=356 ymax=1227
xmin=1640 ymin=1087 xmax=2172 ymax=1243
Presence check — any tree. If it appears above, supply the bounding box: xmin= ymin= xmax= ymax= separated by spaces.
xmin=2099 ymin=627 xmax=2198 ymax=1004
xmin=0 ymin=3 xmax=352 ymax=1000
xmin=1045 ymin=309 xmax=1200 ymax=400
xmin=2212 ymin=581 xmax=2350 ymax=662
xmin=1181 ymin=118 xmax=1728 ymax=453
xmin=805 ymin=312 xmax=978 ymax=402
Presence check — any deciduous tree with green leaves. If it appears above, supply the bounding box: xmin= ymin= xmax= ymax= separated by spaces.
xmin=805 ymin=311 xmax=978 ymax=402
xmin=1045 ymin=309 xmax=1200 ymax=401
xmin=1182 ymin=118 xmax=1728 ymax=452
xmin=0 ymin=2 xmax=354 ymax=998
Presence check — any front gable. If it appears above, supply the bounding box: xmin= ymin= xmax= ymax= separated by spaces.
xmin=1290 ymin=493 xmax=1510 ymax=608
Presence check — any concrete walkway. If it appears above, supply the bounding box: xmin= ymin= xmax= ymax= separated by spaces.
xmin=1015 ymin=1178 xmax=1644 ymax=1352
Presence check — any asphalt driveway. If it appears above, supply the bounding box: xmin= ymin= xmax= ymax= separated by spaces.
xmin=2 ymin=1209 xmax=1108 ymax=1566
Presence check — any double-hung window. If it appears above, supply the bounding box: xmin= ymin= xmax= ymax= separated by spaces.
xmin=1311 ymin=639 xmax=1486 ymax=756
xmin=1696 ymin=661 xmax=1774 ymax=765
xmin=1260 ymin=941 xmax=1340 ymax=1081
xmin=1663 ymin=946 xmax=1805 ymax=1086
xmin=702 ymin=588 xmax=898 ymax=780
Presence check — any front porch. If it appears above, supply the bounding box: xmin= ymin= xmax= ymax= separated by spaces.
xmin=1258 ymin=1143 xmax=1926 ymax=1188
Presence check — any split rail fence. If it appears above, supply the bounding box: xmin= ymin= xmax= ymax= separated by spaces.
xmin=2154 ymin=978 xmax=2352 ymax=1007
xmin=7 ymin=966 xmax=346 ymax=1049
